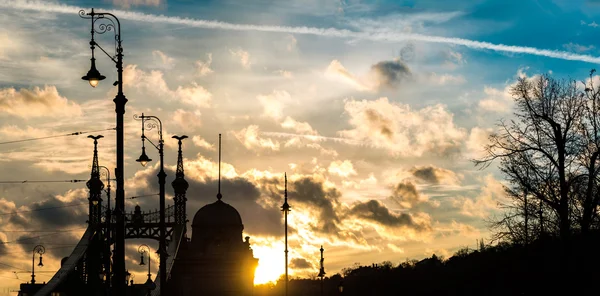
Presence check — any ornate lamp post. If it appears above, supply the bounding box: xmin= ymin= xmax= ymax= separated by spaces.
xmin=281 ymin=173 xmax=290 ymax=296
xmin=138 ymin=244 xmax=156 ymax=296
xmin=134 ymin=113 xmax=167 ymax=295
xmin=31 ymin=245 xmax=45 ymax=284
xmin=79 ymin=8 xmax=127 ymax=295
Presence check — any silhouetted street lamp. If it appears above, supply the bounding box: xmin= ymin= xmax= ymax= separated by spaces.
xmin=318 ymin=246 xmax=325 ymax=296
xmin=134 ymin=113 xmax=167 ymax=296
xmin=281 ymin=173 xmax=291 ymax=296
xmin=31 ymin=245 xmax=45 ymax=284
xmin=338 ymin=281 xmax=344 ymax=294
xmin=138 ymin=244 xmax=156 ymax=296
xmin=79 ymin=8 xmax=127 ymax=295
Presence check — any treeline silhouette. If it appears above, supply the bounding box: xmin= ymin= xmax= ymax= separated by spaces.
xmin=254 ymin=232 xmax=600 ymax=295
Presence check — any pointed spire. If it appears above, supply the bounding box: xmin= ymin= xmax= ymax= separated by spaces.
xmin=172 ymin=135 xmax=189 ymax=225
xmin=281 ymin=172 xmax=290 ymax=212
xmin=86 ymin=135 xmax=104 ymax=225
xmin=217 ymin=133 xmax=222 ymax=201
xmin=318 ymin=245 xmax=326 ymax=278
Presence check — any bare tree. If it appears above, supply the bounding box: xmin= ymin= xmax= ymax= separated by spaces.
xmin=475 ymin=74 xmax=586 ymax=242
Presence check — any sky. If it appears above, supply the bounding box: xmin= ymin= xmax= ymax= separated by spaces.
xmin=1 ymin=0 xmax=600 ymax=293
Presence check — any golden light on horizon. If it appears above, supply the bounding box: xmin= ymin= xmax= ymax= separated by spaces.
xmin=252 ymin=242 xmax=286 ymax=285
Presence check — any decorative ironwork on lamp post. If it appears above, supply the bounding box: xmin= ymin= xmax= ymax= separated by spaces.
xmin=31 ymin=245 xmax=45 ymax=284
xmin=134 ymin=113 xmax=167 ymax=295
xmin=79 ymin=8 xmax=127 ymax=295
xmin=281 ymin=173 xmax=291 ymax=296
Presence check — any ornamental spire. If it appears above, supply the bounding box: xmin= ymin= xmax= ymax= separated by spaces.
xmin=172 ymin=135 xmax=189 ymax=225
xmin=217 ymin=133 xmax=222 ymax=201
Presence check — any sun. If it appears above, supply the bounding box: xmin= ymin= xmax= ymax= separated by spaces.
xmin=252 ymin=243 xmax=285 ymax=285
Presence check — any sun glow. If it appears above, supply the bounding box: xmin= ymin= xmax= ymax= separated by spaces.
xmin=252 ymin=242 xmax=285 ymax=285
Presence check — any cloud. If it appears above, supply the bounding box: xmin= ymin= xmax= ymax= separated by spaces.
xmin=0 ymin=85 xmax=82 ymax=119
xmin=325 ymin=60 xmax=371 ymax=91
xmin=426 ymin=73 xmax=466 ymax=85
xmin=123 ymin=65 xmax=212 ymax=109
xmin=349 ymin=199 xmax=429 ymax=231
xmin=328 ymin=160 xmax=357 ymax=178
xmin=192 ymin=135 xmax=215 ymax=150
xmin=274 ymin=70 xmax=293 ymax=78
xmin=389 ymin=181 xmax=421 ymax=208
xmin=409 ymin=166 xmax=461 ymax=185
xmin=370 ymin=59 xmax=411 ymax=89
xmin=233 ymin=125 xmax=280 ymax=152
xmin=195 ymin=53 xmax=213 ymax=76
xmin=290 ymin=258 xmax=313 ymax=269
xmin=112 ymin=0 xmax=161 ymax=9
xmin=257 ymin=90 xmax=290 ymax=121
xmin=339 ymin=97 xmax=466 ymax=156
xmin=172 ymin=109 xmax=202 ymax=131
xmin=6 ymin=1 xmax=600 ymax=63
xmin=563 ymin=42 xmax=595 ymax=53
xmin=281 ymin=116 xmax=317 ymax=135
xmin=152 ymin=50 xmax=175 ymax=68
xmin=230 ymin=48 xmax=251 ymax=69
xmin=289 ymin=177 xmax=341 ymax=235
xmin=452 ymin=175 xmax=507 ymax=218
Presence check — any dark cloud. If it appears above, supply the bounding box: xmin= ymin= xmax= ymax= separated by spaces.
xmin=289 ymin=178 xmax=341 ymax=235
xmin=389 ymin=181 xmax=420 ymax=207
xmin=28 ymin=196 xmax=88 ymax=229
xmin=349 ymin=200 xmax=428 ymax=231
xmin=290 ymin=258 xmax=313 ymax=269
xmin=365 ymin=109 xmax=394 ymax=139
xmin=411 ymin=167 xmax=439 ymax=184
xmin=371 ymin=59 xmax=411 ymax=89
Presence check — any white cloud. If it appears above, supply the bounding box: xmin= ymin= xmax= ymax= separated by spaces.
xmin=0 ymin=85 xmax=82 ymax=119
xmin=152 ymin=50 xmax=175 ymax=68
xmin=112 ymin=0 xmax=161 ymax=9
xmin=563 ymin=42 xmax=595 ymax=53
xmin=281 ymin=116 xmax=317 ymax=135
xmin=427 ymin=72 xmax=466 ymax=85
xmin=233 ymin=125 xmax=280 ymax=151
xmin=325 ymin=60 xmax=371 ymax=91
xmin=275 ymin=69 xmax=293 ymax=78
xmin=257 ymin=90 xmax=291 ymax=121
xmin=328 ymin=160 xmax=357 ymax=178
xmin=124 ymin=65 xmax=212 ymax=109
xmin=339 ymin=97 xmax=466 ymax=156
xmin=195 ymin=53 xmax=213 ymax=76
xmin=230 ymin=48 xmax=251 ymax=69
xmin=172 ymin=109 xmax=202 ymax=131
xmin=192 ymin=135 xmax=215 ymax=150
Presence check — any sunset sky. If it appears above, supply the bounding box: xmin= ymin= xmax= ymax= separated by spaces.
xmin=1 ymin=0 xmax=600 ymax=293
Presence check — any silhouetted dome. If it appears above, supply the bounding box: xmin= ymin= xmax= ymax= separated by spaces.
xmin=192 ymin=199 xmax=242 ymax=227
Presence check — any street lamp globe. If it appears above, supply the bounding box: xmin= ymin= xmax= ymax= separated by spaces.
xmin=136 ymin=147 xmax=152 ymax=167
xmin=338 ymin=281 xmax=344 ymax=293
xmin=81 ymin=57 xmax=106 ymax=88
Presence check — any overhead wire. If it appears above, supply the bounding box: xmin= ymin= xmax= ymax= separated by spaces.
xmin=0 ymin=127 xmax=116 ymax=145
xmin=0 ymin=180 xmax=86 ymax=184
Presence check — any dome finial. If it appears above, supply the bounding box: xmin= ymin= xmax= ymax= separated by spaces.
xmin=217 ymin=133 xmax=222 ymax=201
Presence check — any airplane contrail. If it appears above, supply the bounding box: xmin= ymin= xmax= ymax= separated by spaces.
xmin=2 ymin=0 xmax=600 ymax=64
xmin=262 ymin=131 xmax=368 ymax=146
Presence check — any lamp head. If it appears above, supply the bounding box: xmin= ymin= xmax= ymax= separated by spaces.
xmin=81 ymin=58 xmax=106 ymax=88
xmin=38 ymin=255 xmax=44 ymax=267
xmin=139 ymin=253 xmax=146 ymax=266
xmin=136 ymin=147 xmax=152 ymax=167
